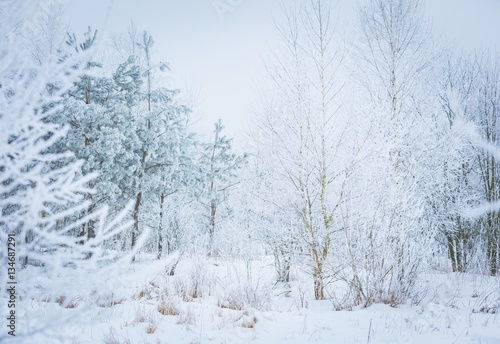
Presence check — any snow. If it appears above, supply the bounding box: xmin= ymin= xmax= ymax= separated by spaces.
xmin=3 ymin=256 xmax=499 ymax=344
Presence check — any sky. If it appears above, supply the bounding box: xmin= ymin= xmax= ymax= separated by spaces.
xmin=63 ymin=0 xmax=500 ymax=142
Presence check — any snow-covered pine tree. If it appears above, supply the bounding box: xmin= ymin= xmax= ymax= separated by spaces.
xmin=197 ymin=120 xmax=246 ymax=254
xmin=52 ymin=45 xmax=143 ymax=249
xmin=53 ymin=27 xmax=197 ymax=260
xmin=137 ymin=85 xmax=194 ymax=259
xmin=124 ymin=30 xmax=195 ymax=260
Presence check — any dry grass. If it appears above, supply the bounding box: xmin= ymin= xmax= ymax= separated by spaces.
xmin=103 ymin=328 xmax=132 ymax=344
xmin=124 ymin=307 xmax=156 ymax=328
xmin=97 ymin=293 xmax=125 ymax=308
xmin=177 ymin=307 xmax=196 ymax=325
xmin=146 ymin=322 xmax=157 ymax=334
xmin=158 ymin=299 xmax=179 ymax=316
xmin=174 ymin=279 xmax=203 ymax=302
xmin=473 ymin=287 xmax=500 ymax=314
xmin=55 ymin=295 xmax=81 ymax=308
xmin=133 ymin=282 xmax=162 ymax=300
xmin=241 ymin=316 xmax=258 ymax=329
xmin=217 ymin=298 xmax=244 ymax=311
xmin=99 ymin=298 xmax=124 ymax=308
xmin=217 ymin=283 xmax=271 ymax=311
xmin=134 ymin=312 xmax=148 ymax=323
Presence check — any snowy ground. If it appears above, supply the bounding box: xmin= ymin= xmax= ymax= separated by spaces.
xmin=3 ymin=255 xmax=500 ymax=344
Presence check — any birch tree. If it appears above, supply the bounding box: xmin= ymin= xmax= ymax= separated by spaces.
xmin=258 ymin=0 xmax=354 ymax=300
xmin=341 ymin=0 xmax=440 ymax=305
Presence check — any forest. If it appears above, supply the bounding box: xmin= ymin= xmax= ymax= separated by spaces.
xmin=1 ymin=0 xmax=499 ymax=343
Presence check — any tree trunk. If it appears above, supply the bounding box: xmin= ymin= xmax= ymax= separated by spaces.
xmin=131 ymin=147 xmax=148 ymax=262
xmin=487 ymin=212 xmax=499 ymax=275
xmin=87 ymin=202 xmax=95 ymax=240
xmin=313 ymin=266 xmax=325 ymax=300
xmin=85 ymin=61 xmax=91 ymax=105
xmin=209 ymin=200 xmax=216 ymax=240
xmin=311 ymin=244 xmax=326 ymax=300
xmin=131 ymin=190 xmax=142 ymax=262
xmin=447 ymin=234 xmax=459 ymax=272
xmin=84 ymin=67 xmax=93 ymax=243
xmin=157 ymin=192 xmax=165 ymax=260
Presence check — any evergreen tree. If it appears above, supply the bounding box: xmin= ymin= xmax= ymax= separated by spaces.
xmin=198 ymin=120 xmax=246 ymax=253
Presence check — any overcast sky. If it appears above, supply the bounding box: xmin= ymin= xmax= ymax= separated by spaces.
xmin=64 ymin=0 xmax=500 ymax=141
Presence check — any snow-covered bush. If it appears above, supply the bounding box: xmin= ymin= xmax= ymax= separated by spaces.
xmin=218 ymin=280 xmax=271 ymax=311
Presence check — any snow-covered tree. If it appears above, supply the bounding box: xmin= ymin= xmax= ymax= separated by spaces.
xmin=197 ymin=119 xmax=246 ymax=254
xmin=139 ymin=86 xmax=194 ymax=260
xmin=434 ymin=53 xmax=484 ymax=273
xmin=441 ymin=51 xmax=500 ymax=275
xmin=23 ymin=0 xmax=68 ymax=67
xmin=257 ymin=0 xmax=356 ymax=300
xmin=244 ymin=148 xmax=303 ymax=283
xmin=51 ymin=41 xmax=143 ymax=245
xmin=0 ymin=1 xmax=133 ymax=340
xmin=331 ymin=0 xmax=441 ymax=306
xmin=474 ymin=55 xmax=500 ymax=275
xmin=49 ymin=28 xmax=196 ymax=263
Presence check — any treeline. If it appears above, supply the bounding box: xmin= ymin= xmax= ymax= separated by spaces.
xmin=43 ymin=27 xmax=247 ymax=260
xmin=249 ymin=0 xmax=500 ymax=306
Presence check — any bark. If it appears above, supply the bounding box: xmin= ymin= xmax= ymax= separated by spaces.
xmin=209 ymin=200 xmax=216 ymax=241
xmin=313 ymin=263 xmax=325 ymax=300
xmin=131 ymin=190 xmax=142 ymax=262
xmin=157 ymin=192 xmax=165 ymax=260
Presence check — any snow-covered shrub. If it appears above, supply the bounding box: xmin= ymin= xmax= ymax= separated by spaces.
xmin=218 ymin=281 xmax=271 ymax=311
xmin=473 ymin=286 xmax=500 ymax=314
xmin=157 ymin=298 xmax=180 ymax=316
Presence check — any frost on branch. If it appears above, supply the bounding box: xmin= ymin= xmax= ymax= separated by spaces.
xmin=0 ymin=1 xmax=135 ymax=341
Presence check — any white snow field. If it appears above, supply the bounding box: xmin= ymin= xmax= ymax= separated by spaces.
xmin=4 ymin=255 xmax=499 ymax=344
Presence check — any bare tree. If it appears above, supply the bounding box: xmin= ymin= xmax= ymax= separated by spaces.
xmin=340 ymin=0 xmax=439 ymax=305
xmin=356 ymin=0 xmax=434 ymax=171
xmin=437 ymin=53 xmax=483 ymax=273
xmin=23 ymin=0 xmax=68 ymax=67
xmin=109 ymin=22 xmax=145 ymax=66
xmin=439 ymin=51 xmax=500 ymax=276
xmin=473 ymin=53 xmax=500 ymax=275
xmin=259 ymin=0 xmax=355 ymax=300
